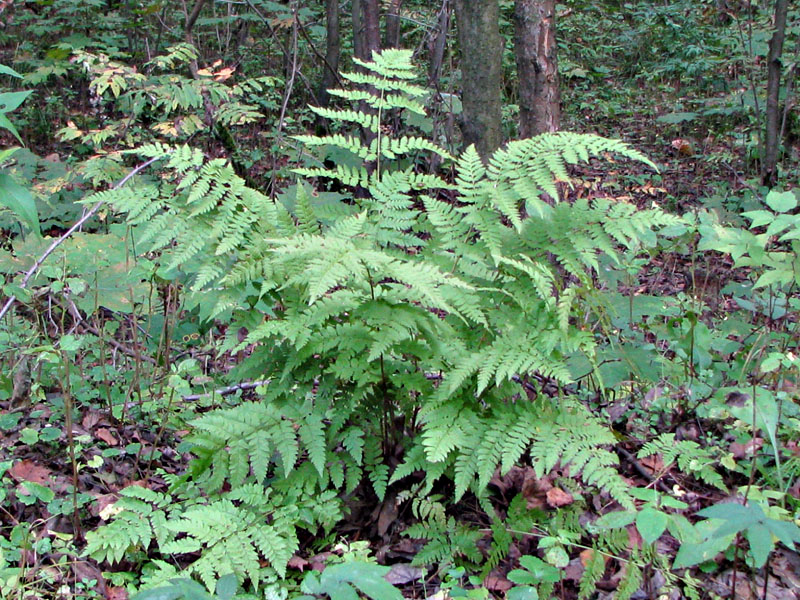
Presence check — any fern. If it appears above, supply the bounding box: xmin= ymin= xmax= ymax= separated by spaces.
xmin=92 ymin=48 xmax=687 ymax=592
xmin=638 ymin=433 xmax=726 ymax=490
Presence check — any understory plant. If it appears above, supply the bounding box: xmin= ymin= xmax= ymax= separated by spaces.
xmin=86 ymin=49 xmax=684 ymax=595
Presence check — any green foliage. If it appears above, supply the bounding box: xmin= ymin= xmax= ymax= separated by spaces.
xmin=675 ymin=500 xmax=800 ymax=569
xmin=0 ymin=65 xmax=39 ymax=234
xmin=62 ymin=47 xmax=274 ymax=148
xmin=71 ymin=49 xmax=678 ymax=593
xmin=298 ymin=561 xmax=403 ymax=600
xmin=0 ymin=64 xmax=33 ymax=144
xmin=700 ymin=188 xmax=800 ymax=290
xmin=507 ymin=555 xmax=560 ymax=600
xmin=638 ymin=433 xmax=725 ymax=490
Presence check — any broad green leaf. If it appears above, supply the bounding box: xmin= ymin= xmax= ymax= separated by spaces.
xmin=745 ymin=523 xmax=773 ymax=567
xmin=630 ymin=488 xmax=659 ymax=503
xmin=0 ymin=90 xmax=33 ymax=114
xmin=544 ymin=545 xmax=569 ymax=568
xmin=0 ymin=172 xmax=40 ymax=234
xmin=0 ymin=65 xmax=22 ymax=78
xmin=132 ymin=579 xmax=212 ymax=600
xmin=507 ymin=587 xmax=539 ymax=600
xmin=507 ymin=570 xmax=537 ymax=585
xmin=765 ymin=190 xmax=797 ymax=213
xmin=636 ymin=507 xmax=668 ymax=545
xmin=326 ymin=582 xmax=359 ymax=600
xmin=742 ymin=209 xmax=775 ymax=228
xmin=214 ymin=573 xmax=238 ymax=600
xmin=763 ymin=518 xmax=800 ymax=549
xmin=517 ymin=556 xmax=561 ymax=583
xmin=0 ymin=112 xmax=22 ymax=143
xmin=656 ymin=112 xmax=698 ymax=124
xmin=319 ymin=562 xmax=403 ymax=600
xmin=660 ymin=496 xmax=688 ymax=510
xmin=760 ymin=353 xmax=783 ymax=373
xmin=0 ymin=147 xmax=19 ymax=163
xmin=593 ymin=510 xmax=636 ymax=530
xmin=697 ymin=502 xmax=756 ymax=533
xmin=673 ymin=532 xmax=732 ymax=569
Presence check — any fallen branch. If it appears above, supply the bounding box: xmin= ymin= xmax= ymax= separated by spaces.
xmin=181 ymin=380 xmax=270 ymax=402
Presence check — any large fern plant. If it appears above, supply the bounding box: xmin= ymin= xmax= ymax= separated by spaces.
xmin=93 ymin=49 xmax=681 ymax=591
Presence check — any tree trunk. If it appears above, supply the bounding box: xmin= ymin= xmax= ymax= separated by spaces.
xmin=428 ymin=0 xmax=450 ymax=86
xmin=454 ymin=0 xmax=504 ymax=160
xmin=513 ymin=0 xmax=559 ymax=137
xmin=384 ymin=0 xmax=403 ymax=48
xmin=318 ymin=0 xmax=340 ymax=107
xmin=762 ymin=0 xmax=788 ymax=187
xmin=353 ymin=0 xmax=381 ymax=61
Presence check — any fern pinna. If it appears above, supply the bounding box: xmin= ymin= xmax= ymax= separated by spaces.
xmin=97 ymin=49 xmax=680 ymax=590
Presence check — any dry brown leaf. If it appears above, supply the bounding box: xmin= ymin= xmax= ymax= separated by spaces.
xmin=287 ymin=555 xmax=309 ymax=572
xmin=730 ymin=437 xmax=763 ymax=459
xmin=376 ymin=491 xmax=398 ymax=537
xmin=9 ymin=459 xmax=51 ymax=484
xmin=213 ymin=67 xmax=235 ymax=82
xmin=105 ymin=587 xmax=129 ymax=600
xmin=82 ymin=410 xmax=102 ymax=430
xmin=522 ymin=469 xmax=552 ymax=510
xmin=546 ymin=487 xmax=574 ymax=508
xmin=638 ymin=454 xmax=663 ymax=476
xmin=626 ymin=524 xmax=643 ymax=551
xmin=95 ymin=427 xmax=118 ymax=446
xmin=385 ymin=564 xmax=424 ymax=585
xmin=483 ymin=572 xmax=512 ymax=592
xmin=564 ymin=557 xmax=585 ymax=583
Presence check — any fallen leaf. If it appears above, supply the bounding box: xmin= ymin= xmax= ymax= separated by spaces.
xmin=639 ymin=454 xmax=663 ymax=476
xmin=105 ymin=587 xmax=129 ymax=600
xmin=73 ymin=561 xmax=106 ymax=595
xmin=564 ymin=557 xmax=585 ymax=583
xmin=213 ymin=67 xmax=235 ymax=82
xmin=287 ymin=555 xmax=309 ymax=572
xmin=730 ymin=437 xmax=763 ymax=459
xmin=82 ymin=410 xmax=102 ymax=430
xmin=546 ymin=487 xmax=574 ymax=508
xmin=91 ymin=493 xmax=119 ymax=518
xmin=385 ymin=563 xmax=424 ymax=585
xmin=9 ymin=459 xmax=50 ymax=484
xmin=376 ymin=490 xmax=398 ymax=537
xmin=95 ymin=427 xmax=118 ymax=446
xmin=626 ymin=524 xmax=643 ymax=551
xmin=522 ymin=469 xmax=552 ymax=510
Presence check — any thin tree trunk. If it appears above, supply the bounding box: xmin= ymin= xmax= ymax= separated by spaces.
xmin=428 ymin=0 xmax=449 ymax=86
xmin=513 ymin=0 xmax=559 ymax=137
xmin=454 ymin=0 xmax=504 ymax=160
xmin=318 ymin=0 xmax=340 ymax=107
xmin=763 ymin=0 xmax=789 ymax=187
xmin=352 ymin=0 xmax=364 ymax=61
xmin=362 ymin=0 xmax=381 ymax=58
xmin=384 ymin=0 xmax=403 ymax=48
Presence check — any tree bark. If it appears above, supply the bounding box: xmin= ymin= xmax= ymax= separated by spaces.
xmin=318 ymin=0 xmax=340 ymax=107
xmin=352 ymin=0 xmax=365 ymax=62
xmin=454 ymin=0 xmax=504 ymax=160
xmin=762 ymin=0 xmax=789 ymax=187
xmin=513 ymin=0 xmax=559 ymax=137
xmin=353 ymin=0 xmax=381 ymax=61
xmin=384 ymin=0 xmax=403 ymax=48
xmin=428 ymin=0 xmax=450 ymax=86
